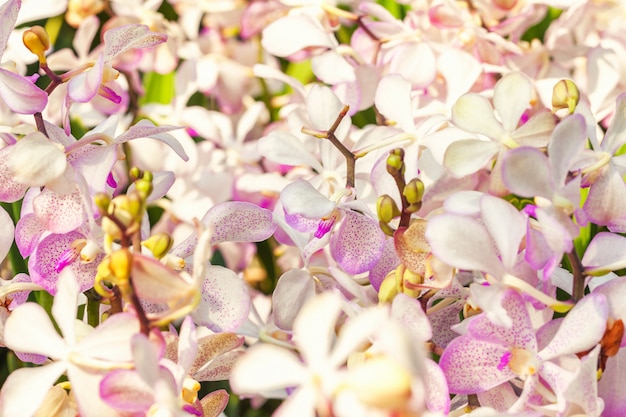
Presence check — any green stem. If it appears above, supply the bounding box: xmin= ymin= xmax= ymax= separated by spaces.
xmin=1 ymin=201 xmax=28 ymax=275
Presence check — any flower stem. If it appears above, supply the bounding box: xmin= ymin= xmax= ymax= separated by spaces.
xmin=301 ymin=105 xmax=356 ymax=188
xmin=567 ymin=249 xmax=586 ymax=302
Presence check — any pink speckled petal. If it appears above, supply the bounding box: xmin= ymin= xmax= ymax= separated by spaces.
xmin=29 ymin=231 xmax=100 ymax=294
xmin=14 ymin=213 xmax=44 ymax=257
xmin=0 ymin=147 xmax=28 ymax=202
xmin=330 ymin=210 xmax=385 ymax=274
xmin=439 ymin=335 xmax=514 ymax=395
xmin=33 ymin=188 xmax=84 ymax=234
xmin=192 ymin=265 xmax=250 ymax=332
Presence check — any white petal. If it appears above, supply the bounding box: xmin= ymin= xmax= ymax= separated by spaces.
xmin=7 ymin=132 xmax=66 ymax=187
xmin=0 ymin=362 xmax=67 ymax=417
xmin=261 ymin=14 xmax=336 ymax=57
xmin=230 ymin=344 xmax=306 ymax=394
xmin=4 ymin=303 xmax=67 ymax=358
xmin=493 ymin=72 xmax=531 ymax=133
xmin=452 ymin=93 xmax=505 ymax=140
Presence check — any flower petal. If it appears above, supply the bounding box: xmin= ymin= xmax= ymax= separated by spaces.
xmin=330 ymin=210 xmax=385 ymax=274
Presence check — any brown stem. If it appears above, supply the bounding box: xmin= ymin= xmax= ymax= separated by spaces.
xmin=301 ymin=105 xmax=357 ymax=189
xmin=34 ymin=112 xmax=47 ymax=136
xmin=567 ymin=249 xmax=586 ymax=302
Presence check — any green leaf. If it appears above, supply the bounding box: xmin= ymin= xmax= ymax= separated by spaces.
xmin=140 ymin=71 xmax=175 ymax=105
xmin=521 ymin=7 xmax=562 ymax=43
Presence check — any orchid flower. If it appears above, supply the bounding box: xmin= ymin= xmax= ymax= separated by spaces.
xmin=0 ymin=269 xmax=140 ymax=417
xmin=0 ymin=0 xmax=47 ymax=114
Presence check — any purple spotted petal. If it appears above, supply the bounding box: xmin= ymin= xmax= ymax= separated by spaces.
xmin=32 ymin=188 xmax=84 ymax=234
xmin=28 ymin=231 xmax=101 ymax=294
xmin=173 ymin=202 xmax=276 ymax=259
xmin=192 ymin=265 xmax=250 ymax=332
xmin=14 ymin=213 xmax=44 ymax=258
xmin=329 ymin=210 xmax=385 ymax=274
xmin=439 ymin=335 xmax=515 ymax=395
xmin=0 ymin=147 xmax=28 ymax=202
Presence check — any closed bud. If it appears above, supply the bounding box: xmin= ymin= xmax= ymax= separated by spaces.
xmin=142 ymin=233 xmax=173 ymax=259
xmin=135 ymin=178 xmax=153 ymax=200
xmin=402 ymin=178 xmax=424 ymax=205
xmin=552 ymin=79 xmax=579 ymax=114
xmin=378 ymin=271 xmax=399 ymax=303
xmin=376 ymin=195 xmax=400 ymax=224
xmin=109 ymin=248 xmax=133 ymax=282
xmin=23 ymin=26 xmax=50 ymax=63
xmin=94 ymin=192 xmax=111 ymax=215
xmin=386 ymin=149 xmax=405 ymax=176
xmin=129 ymin=166 xmax=142 ymax=181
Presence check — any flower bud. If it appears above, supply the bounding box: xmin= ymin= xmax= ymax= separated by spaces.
xmin=109 ymin=248 xmax=133 ymax=282
xmin=134 ymin=178 xmax=153 ymax=200
xmin=376 ymin=195 xmax=400 ymax=224
xmin=94 ymin=193 xmax=111 ymax=215
xmin=142 ymin=233 xmax=174 ymax=259
xmin=386 ymin=149 xmax=405 ymax=176
xmin=402 ymin=178 xmax=424 ymax=205
xmin=552 ymin=79 xmax=579 ymax=114
xmin=23 ymin=26 xmax=50 ymax=64
xmin=378 ymin=271 xmax=399 ymax=303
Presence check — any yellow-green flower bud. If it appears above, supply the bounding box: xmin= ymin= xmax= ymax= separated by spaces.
xmin=134 ymin=178 xmax=153 ymax=200
xmin=94 ymin=192 xmax=111 ymax=215
xmin=378 ymin=271 xmax=399 ymax=303
xmin=142 ymin=233 xmax=173 ymax=259
xmin=23 ymin=26 xmax=50 ymax=64
xmin=376 ymin=195 xmax=400 ymax=224
xmin=552 ymin=79 xmax=579 ymax=114
xmin=386 ymin=149 xmax=405 ymax=176
xmin=402 ymin=178 xmax=424 ymax=205
xmin=379 ymin=220 xmax=396 ymax=237
xmin=129 ymin=167 xmax=142 ymax=181
xmin=109 ymin=248 xmax=133 ymax=282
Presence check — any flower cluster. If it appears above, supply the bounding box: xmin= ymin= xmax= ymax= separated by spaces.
xmin=2 ymin=0 xmax=626 ymax=416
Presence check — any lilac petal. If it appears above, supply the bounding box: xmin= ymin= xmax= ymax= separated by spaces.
xmin=583 ymin=166 xmax=626 ymax=226
xmin=177 ymin=316 xmax=197 ymax=373
xmin=548 ymin=114 xmax=587 ymax=186
xmin=0 ymin=0 xmax=19 ymax=55
xmin=4 ymin=303 xmax=66 ymax=357
xmin=511 ymin=110 xmax=555 ymax=147
xmin=68 ymin=54 xmax=103 ymax=103
xmin=561 ymin=345 xmax=604 ymax=417
xmin=424 ymin=358 xmax=450 ymax=413
xmin=0 ymin=69 xmax=48 ymax=114
xmin=192 ymin=265 xmax=250 ymax=332
xmin=100 ymin=369 xmax=153 ymax=412
xmin=598 ymin=345 xmax=626 ymax=415
xmin=173 ymin=202 xmax=276 ymax=259
xmin=539 ymin=293 xmax=608 ymax=361
xmin=33 ymin=188 xmax=84 ymax=234
xmin=0 ymin=206 xmax=14 ymax=263
xmin=0 ymin=147 xmax=28 ymax=202
xmin=14 ymin=213 xmax=44 ymax=257
xmin=582 ymin=232 xmax=626 ymax=275
xmin=280 ymin=180 xmax=335 ymax=219
xmin=69 ymin=365 xmax=133 ymax=417
xmin=451 ymin=93 xmax=506 ymax=140
xmin=501 ymin=147 xmax=554 ymax=198
xmin=439 ymin=335 xmax=515 ymax=394
xmin=468 ymin=290 xmax=537 ymax=350
xmin=68 ymin=144 xmax=117 ymax=193
xmin=230 ymin=343 xmax=307 ymax=394
xmin=592 ymin=276 xmax=626 ymax=345
xmin=115 ymin=120 xmax=187 ymax=162
xmin=368 ymin=237 xmax=400 ymax=291
xmin=273 ymin=269 xmax=316 ymax=330
xmin=443 ymin=139 xmax=501 ymax=177
xmin=493 ymin=72 xmax=531 ymax=133
xmin=261 ymin=14 xmax=336 ymax=57
xmin=602 ymin=93 xmax=626 ymax=154
xmin=103 ymin=24 xmax=167 ymax=61
xmin=480 ymin=195 xmax=526 ymax=271
xmin=0 ymin=362 xmax=67 ymax=417
xmin=330 ymin=210 xmax=385 ymax=274
xmin=476 ymin=383 xmax=518 ymax=412
xmin=426 ymin=214 xmax=505 ymax=277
